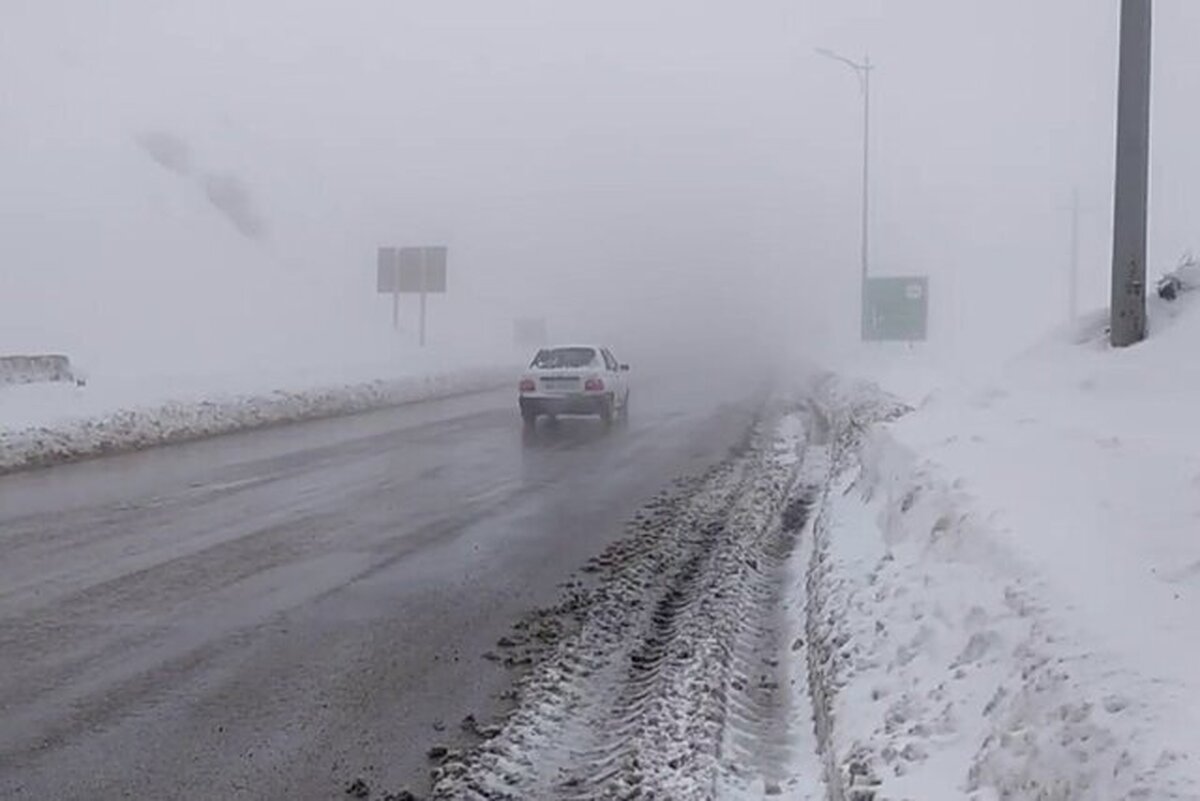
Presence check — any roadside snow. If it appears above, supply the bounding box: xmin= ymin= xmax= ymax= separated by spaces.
xmin=800 ymin=295 xmax=1200 ymax=798
xmin=429 ymin=410 xmax=827 ymax=800
xmin=0 ymin=358 xmax=512 ymax=474
xmin=813 ymin=432 xmax=1194 ymax=799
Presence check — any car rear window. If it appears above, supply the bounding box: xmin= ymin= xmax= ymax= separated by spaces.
xmin=531 ymin=347 xmax=596 ymax=369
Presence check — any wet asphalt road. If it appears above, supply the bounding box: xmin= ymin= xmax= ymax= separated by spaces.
xmin=0 ymin=374 xmax=762 ymax=800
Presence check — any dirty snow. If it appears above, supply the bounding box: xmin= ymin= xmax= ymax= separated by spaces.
xmin=428 ymin=408 xmax=828 ymax=800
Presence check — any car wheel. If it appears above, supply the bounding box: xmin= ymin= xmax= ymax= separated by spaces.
xmin=522 ymin=409 xmax=537 ymax=428
xmin=620 ymin=391 xmax=630 ymax=424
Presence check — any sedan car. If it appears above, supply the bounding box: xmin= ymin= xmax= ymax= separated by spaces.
xmin=518 ymin=345 xmax=630 ymax=427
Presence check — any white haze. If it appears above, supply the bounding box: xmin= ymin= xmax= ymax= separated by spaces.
xmin=3 ymin=2 xmax=1200 ymax=377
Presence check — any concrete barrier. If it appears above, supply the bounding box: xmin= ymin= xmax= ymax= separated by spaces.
xmin=0 ymin=355 xmax=76 ymax=387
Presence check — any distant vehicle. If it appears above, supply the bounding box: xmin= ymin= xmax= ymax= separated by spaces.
xmin=519 ymin=345 xmax=630 ymax=427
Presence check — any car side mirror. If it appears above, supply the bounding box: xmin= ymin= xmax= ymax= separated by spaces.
xmin=620 ymin=364 xmax=630 ymax=372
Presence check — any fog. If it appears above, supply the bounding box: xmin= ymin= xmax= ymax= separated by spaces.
xmin=3 ymin=2 xmax=1199 ymax=377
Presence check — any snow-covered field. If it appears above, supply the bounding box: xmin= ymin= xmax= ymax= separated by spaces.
xmin=0 ymin=353 xmax=514 ymax=474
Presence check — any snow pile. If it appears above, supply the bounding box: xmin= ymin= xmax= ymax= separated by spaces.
xmin=808 ymin=432 xmax=1192 ymax=799
xmin=0 ymin=365 xmax=510 ymax=474
xmin=799 ymin=295 xmax=1200 ymax=798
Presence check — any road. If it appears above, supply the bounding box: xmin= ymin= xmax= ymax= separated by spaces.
xmin=0 ymin=374 xmax=763 ymax=800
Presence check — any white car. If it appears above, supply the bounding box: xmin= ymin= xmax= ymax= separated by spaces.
xmin=518 ymin=345 xmax=630 ymax=427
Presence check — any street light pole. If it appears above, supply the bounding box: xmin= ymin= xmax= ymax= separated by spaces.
xmin=1070 ymin=187 xmax=1080 ymax=324
xmin=861 ymin=56 xmax=872 ymax=290
xmin=817 ymin=48 xmax=875 ymax=334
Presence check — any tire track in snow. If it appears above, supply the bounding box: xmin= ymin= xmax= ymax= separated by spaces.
xmin=428 ymin=410 xmax=823 ymax=800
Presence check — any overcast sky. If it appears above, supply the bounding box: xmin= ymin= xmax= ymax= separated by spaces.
xmin=2 ymin=2 xmax=1199 ymax=372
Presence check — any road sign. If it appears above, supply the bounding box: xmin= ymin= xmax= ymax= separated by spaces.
xmin=514 ymin=318 xmax=548 ymax=348
xmin=863 ymin=276 xmax=929 ymax=341
xmin=377 ymin=247 xmax=399 ymax=293
xmin=397 ymin=246 xmax=448 ymax=293
xmin=378 ymin=246 xmax=447 ymax=294
xmin=376 ymin=245 xmax=448 ymax=346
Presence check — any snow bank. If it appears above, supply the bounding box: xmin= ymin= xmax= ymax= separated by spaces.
xmin=814 ymin=424 xmax=1193 ymax=799
xmin=800 ymin=294 xmax=1200 ymax=798
xmin=0 ymin=365 xmax=510 ymax=474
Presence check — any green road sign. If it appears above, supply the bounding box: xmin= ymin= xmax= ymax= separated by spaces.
xmin=862 ymin=276 xmax=928 ymax=341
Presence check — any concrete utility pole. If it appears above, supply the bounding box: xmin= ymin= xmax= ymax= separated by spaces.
xmin=1110 ymin=0 xmax=1153 ymax=347
xmin=817 ymin=48 xmax=874 ymax=334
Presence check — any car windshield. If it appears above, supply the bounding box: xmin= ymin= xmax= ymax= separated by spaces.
xmin=531 ymin=347 xmax=596 ymax=369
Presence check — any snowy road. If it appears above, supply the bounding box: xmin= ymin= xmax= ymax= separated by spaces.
xmin=0 ymin=378 xmax=767 ymax=800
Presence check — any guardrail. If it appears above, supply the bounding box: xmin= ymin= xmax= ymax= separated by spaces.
xmin=0 ymin=355 xmax=77 ymax=387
